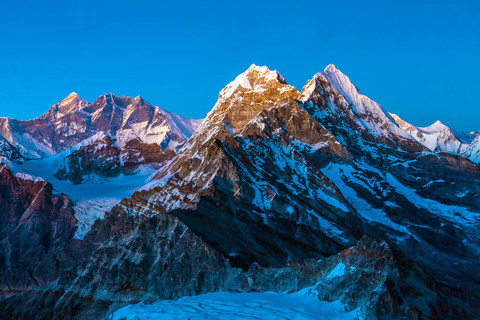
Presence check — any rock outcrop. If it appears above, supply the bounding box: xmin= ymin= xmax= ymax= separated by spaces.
xmin=0 ymin=135 xmax=22 ymax=163
xmin=54 ymin=133 xmax=174 ymax=184
xmin=0 ymin=165 xmax=80 ymax=296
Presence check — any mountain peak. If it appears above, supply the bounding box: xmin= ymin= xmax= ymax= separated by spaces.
xmin=132 ymin=95 xmax=151 ymax=106
xmin=67 ymin=92 xmax=79 ymax=98
xmin=420 ymin=120 xmax=450 ymax=133
xmin=300 ymin=65 xmax=415 ymax=145
xmin=244 ymin=64 xmax=285 ymax=80
xmin=324 ymin=64 xmax=337 ymax=72
xmin=47 ymin=92 xmax=89 ymax=117
xmin=59 ymin=92 xmax=82 ymax=105
xmin=101 ymin=93 xmax=120 ymax=99
xmin=243 ymin=64 xmax=286 ymax=83
xmin=191 ymin=65 xmax=299 ymax=141
xmin=246 ymin=63 xmax=264 ymax=71
xmin=218 ymin=65 xmax=290 ymax=101
xmin=92 ymin=93 xmax=123 ymax=107
xmin=393 ymin=113 xmax=469 ymax=152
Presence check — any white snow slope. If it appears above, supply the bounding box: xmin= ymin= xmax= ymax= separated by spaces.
xmin=390 ymin=113 xmax=471 ymax=153
xmin=109 ymin=290 xmax=359 ymax=320
xmin=321 ymin=64 xmax=411 ymax=140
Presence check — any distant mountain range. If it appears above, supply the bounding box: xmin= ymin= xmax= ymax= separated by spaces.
xmin=0 ymin=64 xmax=479 ymax=320
xmin=0 ymin=92 xmax=202 ymax=158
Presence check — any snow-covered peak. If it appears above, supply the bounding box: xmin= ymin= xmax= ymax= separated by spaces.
xmin=391 ymin=113 xmax=469 ymax=153
xmin=245 ymin=64 xmax=284 ymax=79
xmin=1 ymin=92 xmax=201 ymax=157
xmin=63 ymin=92 xmax=79 ymax=100
xmin=74 ymin=131 xmax=112 ymax=149
xmin=57 ymin=92 xmax=86 ymax=106
xmin=218 ymin=65 xmax=290 ymax=101
xmin=246 ymin=63 xmax=267 ymax=72
xmin=324 ymin=64 xmax=337 ymax=73
xmin=321 ymin=65 xmax=362 ymax=109
xmin=42 ymin=92 xmax=90 ymax=123
xmin=298 ymin=72 xmax=332 ymax=102
xmin=418 ymin=120 xmax=450 ymax=134
xmin=49 ymin=131 xmax=115 ymax=156
xmin=310 ymin=65 xmax=412 ymax=140
xmin=390 ymin=114 xmax=418 ymax=132
xmin=57 ymin=91 xmax=82 ymax=104
xmin=179 ymin=65 xmax=300 ymax=154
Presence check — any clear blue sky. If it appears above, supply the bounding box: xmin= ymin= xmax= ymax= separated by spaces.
xmin=1 ymin=0 xmax=479 ymax=131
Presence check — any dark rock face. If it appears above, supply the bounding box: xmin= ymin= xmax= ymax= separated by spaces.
xmin=120 ymin=137 xmax=176 ymax=168
xmin=0 ymin=64 xmax=479 ymax=320
xmin=0 ymin=203 xmax=231 ymax=320
xmin=0 ymin=136 xmax=23 ymax=163
xmin=54 ymin=134 xmax=122 ymax=184
xmin=0 ymin=165 xmax=81 ymax=295
xmin=76 ymin=206 xmax=230 ymax=303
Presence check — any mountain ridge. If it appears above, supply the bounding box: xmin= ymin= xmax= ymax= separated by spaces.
xmin=0 ymin=92 xmax=203 ymax=158
xmin=0 ymin=64 xmax=479 ymax=320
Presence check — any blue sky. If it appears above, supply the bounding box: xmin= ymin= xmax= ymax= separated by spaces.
xmin=1 ymin=0 xmax=479 ymax=131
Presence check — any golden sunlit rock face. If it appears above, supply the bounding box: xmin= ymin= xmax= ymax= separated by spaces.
xmin=214 ymin=65 xmax=300 ymax=133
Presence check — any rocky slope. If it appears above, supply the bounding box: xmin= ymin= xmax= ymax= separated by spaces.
xmin=0 ymin=64 xmax=479 ymax=319
xmin=0 ymin=135 xmax=23 ymax=163
xmin=107 ymin=65 xmax=480 ymax=317
xmin=0 ymin=164 xmax=81 ymax=297
xmin=0 ymin=93 xmax=202 ymax=158
xmin=53 ymin=132 xmax=174 ymax=184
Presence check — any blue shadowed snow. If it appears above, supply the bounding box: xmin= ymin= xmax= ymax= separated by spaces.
xmin=15 ymin=156 xmax=158 ymax=239
xmin=110 ymin=290 xmax=359 ymax=320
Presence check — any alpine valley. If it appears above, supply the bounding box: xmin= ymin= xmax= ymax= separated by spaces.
xmin=0 ymin=64 xmax=479 ymax=319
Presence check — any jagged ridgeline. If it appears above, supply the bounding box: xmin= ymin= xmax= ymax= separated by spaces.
xmin=0 ymin=64 xmax=479 ymax=320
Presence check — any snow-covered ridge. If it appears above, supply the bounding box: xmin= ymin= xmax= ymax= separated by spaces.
xmin=0 ymin=117 xmax=55 ymax=158
xmin=0 ymin=92 xmax=203 ymax=158
xmin=320 ymin=64 xmax=411 ymax=139
xmin=463 ymin=135 xmax=480 ymax=163
xmin=390 ymin=113 xmax=471 ymax=154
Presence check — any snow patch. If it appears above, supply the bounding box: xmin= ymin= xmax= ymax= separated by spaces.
xmin=18 ymin=155 xmax=157 ymax=238
xmin=326 ymin=263 xmax=346 ymax=281
xmin=110 ymin=290 xmax=359 ymax=320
